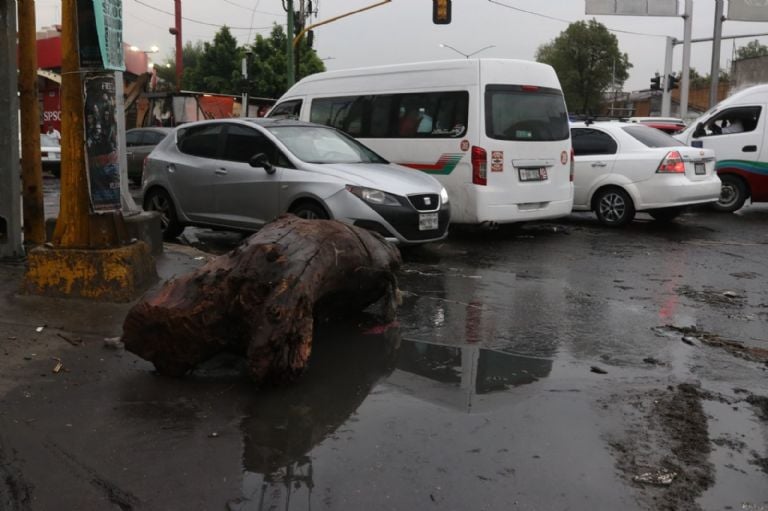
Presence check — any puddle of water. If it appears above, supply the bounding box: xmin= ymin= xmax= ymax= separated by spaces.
xmin=699 ymin=399 xmax=768 ymax=510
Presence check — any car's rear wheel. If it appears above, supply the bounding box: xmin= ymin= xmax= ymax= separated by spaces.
xmin=144 ymin=188 xmax=184 ymax=240
xmin=290 ymin=201 xmax=329 ymax=220
xmin=649 ymin=207 xmax=682 ymax=222
xmin=594 ymin=188 xmax=635 ymax=227
xmin=712 ymin=174 xmax=748 ymax=213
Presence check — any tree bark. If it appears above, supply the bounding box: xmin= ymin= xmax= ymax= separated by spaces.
xmin=121 ymin=215 xmax=401 ymax=384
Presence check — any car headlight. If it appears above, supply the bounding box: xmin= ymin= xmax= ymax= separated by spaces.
xmin=346 ymin=185 xmax=401 ymax=206
xmin=440 ymin=187 xmax=449 ymax=205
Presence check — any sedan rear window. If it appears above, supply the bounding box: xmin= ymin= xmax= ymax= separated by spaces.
xmin=622 ymin=125 xmax=681 ymax=148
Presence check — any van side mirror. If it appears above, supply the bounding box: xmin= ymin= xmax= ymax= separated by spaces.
xmin=249 ymin=153 xmax=275 ymax=174
xmin=693 ymin=122 xmax=705 ymax=138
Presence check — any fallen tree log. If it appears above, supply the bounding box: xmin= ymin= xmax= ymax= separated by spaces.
xmin=121 ymin=215 xmax=402 ymax=384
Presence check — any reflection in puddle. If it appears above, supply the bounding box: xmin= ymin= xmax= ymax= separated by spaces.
xmin=231 ymin=318 xmax=400 ymax=510
xmin=388 ymin=339 xmax=553 ymax=414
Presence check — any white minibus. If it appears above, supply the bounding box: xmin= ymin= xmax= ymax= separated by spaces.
xmin=268 ymin=59 xmax=574 ymax=226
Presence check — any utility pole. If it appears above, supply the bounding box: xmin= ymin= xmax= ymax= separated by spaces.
xmin=53 ymin=0 xmax=90 ymax=247
xmin=174 ymin=0 xmax=183 ymax=90
xmin=709 ymin=0 xmax=725 ymax=109
xmin=286 ymin=0 xmax=295 ymax=87
xmin=18 ymin=0 xmax=45 ymax=245
xmin=680 ymin=0 xmax=693 ymax=119
xmin=0 ymin=0 xmax=23 ymax=259
xmin=295 ymin=0 xmax=305 ymax=81
xmin=661 ymin=36 xmax=674 ymax=117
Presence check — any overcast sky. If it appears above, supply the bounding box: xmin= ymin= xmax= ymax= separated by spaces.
xmin=34 ymin=0 xmax=768 ymax=91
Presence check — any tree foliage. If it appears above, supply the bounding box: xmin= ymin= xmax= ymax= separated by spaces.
xmin=735 ymin=39 xmax=768 ymax=60
xmin=246 ymin=25 xmax=325 ymax=99
xmin=151 ymin=25 xmax=325 ymax=99
xmin=535 ymin=19 xmax=632 ymax=114
xmin=685 ymin=68 xmax=730 ymax=89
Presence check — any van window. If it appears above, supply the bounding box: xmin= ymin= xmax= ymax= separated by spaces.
xmin=269 ymin=100 xmax=302 ymax=119
xmin=485 ymin=85 xmax=569 ymax=141
xmin=697 ymin=106 xmax=762 ymax=137
xmin=309 ymin=91 xmax=469 ymax=139
xmin=571 ymin=128 xmax=617 ymax=155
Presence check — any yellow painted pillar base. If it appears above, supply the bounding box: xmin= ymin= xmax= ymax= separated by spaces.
xmin=23 ymin=242 xmax=157 ymax=302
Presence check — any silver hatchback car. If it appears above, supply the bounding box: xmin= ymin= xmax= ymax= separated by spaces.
xmin=142 ymin=118 xmax=450 ymax=244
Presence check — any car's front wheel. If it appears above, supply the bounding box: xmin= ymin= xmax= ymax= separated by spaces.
xmin=144 ymin=188 xmax=184 ymax=240
xmin=649 ymin=207 xmax=682 ymax=222
xmin=594 ymin=188 xmax=635 ymax=227
xmin=712 ymin=174 xmax=748 ymax=213
xmin=290 ymin=201 xmax=329 ymax=220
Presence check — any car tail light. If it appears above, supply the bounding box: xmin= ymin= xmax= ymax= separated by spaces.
xmin=142 ymin=156 xmax=149 ymax=174
xmin=657 ymin=151 xmax=685 ymax=173
xmin=570 ymin=148 xmax=575 ymax=182
xmin=471 ymin=146 xmax=487 ymax=186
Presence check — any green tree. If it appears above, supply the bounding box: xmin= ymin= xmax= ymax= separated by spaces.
xmin=535 ymin=19 xmax=632 ymax=114
xmin=185 ymin=26 xmax=242 ymax=94
xmin=684 ymin=68 xmax=730 ymax=89
xmin=154 ymin=41 xmax=205 ymax=90
xmin=735 ymin=39 xmax=768 ymax=60
xmin=246 ymin=24 xmax=325 ymax=98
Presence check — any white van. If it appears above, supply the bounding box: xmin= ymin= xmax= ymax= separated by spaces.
xmin=268 ymin=59 xmax=574 ymax=226
xmin=674 ymin=84 xmax=768 ymax=212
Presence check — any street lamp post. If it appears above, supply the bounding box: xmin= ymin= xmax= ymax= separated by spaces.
xmin=439 ymin=43 xmax=495 ymax=59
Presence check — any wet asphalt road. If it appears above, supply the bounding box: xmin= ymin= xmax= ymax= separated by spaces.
xmin=2 ymin=180 xmax=767 ymax=510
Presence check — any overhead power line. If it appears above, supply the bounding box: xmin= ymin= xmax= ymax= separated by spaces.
xmin=487 ymin=0 xmax=669 ymax=39
xmin=133 ymin=0 xmax=276 ymax=31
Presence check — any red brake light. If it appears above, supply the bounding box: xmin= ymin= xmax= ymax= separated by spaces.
xmin=521 ymin=85 xmax=539 ymax=92
xmin=657 ymin=151 xmax=685 ymax=173
xmin=570 ymin=148 xmax=575 ymax=182
xmin=471 ymin=146 xmax=487 ymax=186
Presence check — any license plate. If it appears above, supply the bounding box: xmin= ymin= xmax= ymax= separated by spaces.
xmin=419 ymin=212 xmax=438 ymax=231
xmin=519 ymin=167 xmax=547 ymax=181
xmin=694 ymin=162 xmax=705 ymax=175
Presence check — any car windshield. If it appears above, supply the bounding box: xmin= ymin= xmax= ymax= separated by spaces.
xmin=622 ymin=125 xmax=682 ymax=148
xmin=266 ymin=126 xmax=388 ymax=164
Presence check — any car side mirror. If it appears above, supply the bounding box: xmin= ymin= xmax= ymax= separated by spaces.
xmin=693 ymin=122 xmax=705 ymax=138
xmin=249 ymin=153 xmax=275 ymax=174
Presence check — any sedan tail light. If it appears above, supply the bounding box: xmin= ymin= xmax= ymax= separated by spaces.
xmin=657 ymin=151 xmax=685 ymax=173
xmin=471 ymin=146 xmax=487 ymax=186
xmin=570 ymin=148 xmax=575 ymax=182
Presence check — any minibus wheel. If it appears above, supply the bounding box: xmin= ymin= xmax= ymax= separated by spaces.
xmin=712 ymin=174 xmax=747 ymax=213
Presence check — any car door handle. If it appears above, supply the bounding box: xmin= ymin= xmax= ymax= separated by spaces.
xmin=214 ymin=168 xmax=228 ymax=175
xmin=167 ymin=164 xmax=175 ymax=174
xmin=742 ymin=145 xmax=757 ymax=153
xmin=126 ymin=151 xmax=133 ymax=156
xmin=591 ymin=162 xmax=607 ymax=168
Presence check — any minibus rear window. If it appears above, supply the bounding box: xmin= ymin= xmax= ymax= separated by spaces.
xmin=485 ymin=85 xmax=569 ymax=141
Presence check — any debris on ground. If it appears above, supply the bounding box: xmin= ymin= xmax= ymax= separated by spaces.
xmin=632 ymin=468 xmax=677 ymax=486
xmin=676 ymin=285 xmax=746 ymax=307
xmin=56 ymin=332 xmax=82 ymax=346
xmin=590 ymin=366 xmax=608 ymax=375
xmin=121 ymin=215 xmax=402 ymax=385
xmin=51 ymin=358 xmax=63 ymax=374
xmin=655 ymin=325 xmax=768 ymax=364
xmin=103 ymin=337 xmax=125 ymax=350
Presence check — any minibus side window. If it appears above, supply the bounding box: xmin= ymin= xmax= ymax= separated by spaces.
xmin=310 ymin=96 xmax=369 ymax=137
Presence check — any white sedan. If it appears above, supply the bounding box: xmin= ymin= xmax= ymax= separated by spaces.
xmin=570 ymin=122 xmax=721 ymax=226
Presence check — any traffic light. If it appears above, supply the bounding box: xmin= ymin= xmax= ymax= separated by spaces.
xmin=666 ymin=74 xmax=679 ymax=92
xmin=433 ymin=0 xmax=452 ymax=24
xmin=650 ymin=75 xmax=661 ymax=91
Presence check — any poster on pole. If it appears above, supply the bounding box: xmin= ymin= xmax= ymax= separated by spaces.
xmin=586 ymin=0 xmax=679 ymax=16
xmin=77 ymin=0 xmax=125 ymax=70
xmin=728 ymin=0 xmax=768 ymax=22
xmin=84 ymin=74 xmax=121 ymax=211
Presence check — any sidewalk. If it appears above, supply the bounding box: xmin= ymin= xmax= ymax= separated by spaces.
xmin=0 ymin=243 xmax=209 ymax=394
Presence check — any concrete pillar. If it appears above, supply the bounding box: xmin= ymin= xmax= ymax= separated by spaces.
xmin=0 ymin=0 xmax=24 ymax=260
